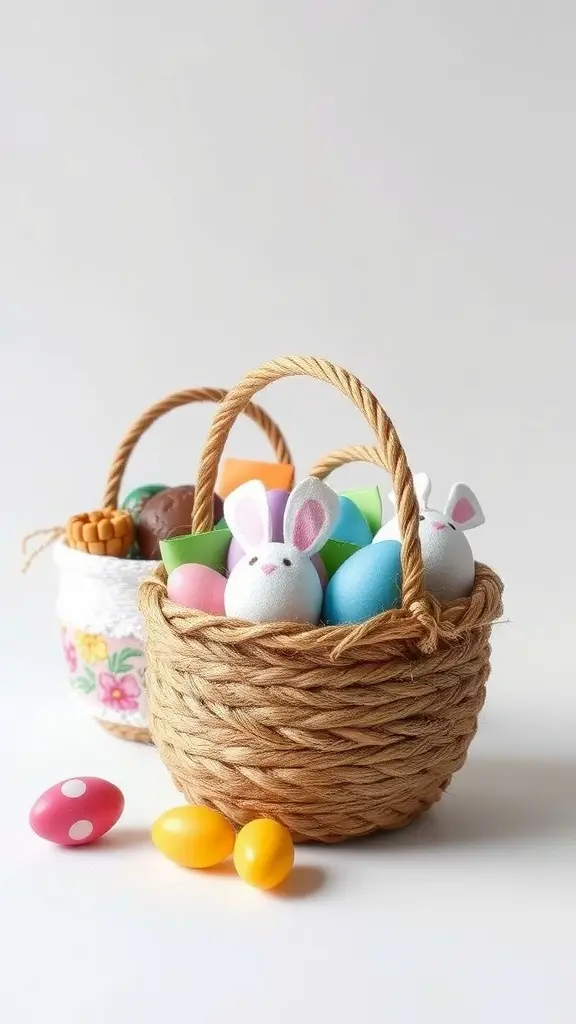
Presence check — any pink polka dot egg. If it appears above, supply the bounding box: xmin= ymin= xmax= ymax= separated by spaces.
xmin=29 ymin=777 xmax=125 ymax=846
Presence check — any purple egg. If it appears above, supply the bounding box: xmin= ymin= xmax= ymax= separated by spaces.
xmin=267 ymin=488 xmax=290 ymax=541
xmin=226 ymin=489 xmax=287 ymax=571
xmin=226 ymin=488 xmax=327 ymax=586
xmin=312 ymin=552 xmax=328 ymax=587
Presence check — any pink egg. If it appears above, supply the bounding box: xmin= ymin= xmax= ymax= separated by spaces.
xmin=167 ymin=562 xmax=226 ymax=614
xmin=226 ymin=487 xmax=327 ymax=586
xmin=29 ymin=777 xmax=125 ymax=846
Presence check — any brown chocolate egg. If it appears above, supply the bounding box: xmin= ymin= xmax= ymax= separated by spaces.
xmin=136 ymin=485 xmax=224 ymax=560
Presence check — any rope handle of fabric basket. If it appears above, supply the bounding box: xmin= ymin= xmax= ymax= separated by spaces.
xmin=191 ymin=357 xmax=427 ymax=612
xmin=102 ymin=387 xmax=293 ymax=508
xmin=21 ymin=388 xmax=292 ymax=573
xmin=309 ymin=444 xmax=388 ymax=478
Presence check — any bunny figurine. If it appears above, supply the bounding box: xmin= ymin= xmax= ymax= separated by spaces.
xmin=224 ymin=477 xmax=340 ymax=624
xmin=372 ymin=473 xmax=485 ymax=602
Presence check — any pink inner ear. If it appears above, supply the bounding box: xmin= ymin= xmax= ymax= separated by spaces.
xmin=292 ymin=499 xmax=326 ymax=551
xmin=235 ymin=495 xmax=265 ymax=549
xmin=451 ymin=497 xmax=475 ymax=525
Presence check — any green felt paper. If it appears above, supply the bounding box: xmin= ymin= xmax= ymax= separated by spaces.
xmin=319 ymin=538 xmax=360 ymax=579
xmin=214 ymin=517 xmax=228 ymax=531
xmin=341 ymin=486 xmax=382 ymax=536
xmin=160 ymin=528 xmax=232 ymax=575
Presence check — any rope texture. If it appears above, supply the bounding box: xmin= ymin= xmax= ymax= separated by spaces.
xmin=98 ymin=720 xmax=153 ymax=744
xmin=310 ymin=444 xmax=389 ymax=479
xmin=103 ymin=387 xmax=292 ymax=507
xmin=138 ymin=357 xmax=504 ymax=843
xmin=23 ymin=389 xmax=291 ymax=573
xmin=21 ymin=526 xmax=65 ymax=574
xmin=23 ymin=386 xmax=291 ymax=744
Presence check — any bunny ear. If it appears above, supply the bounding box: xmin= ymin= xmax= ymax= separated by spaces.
xmin=223 ymin=479 xmax=272 ymax=553
xmin=414 ymin=472 xmax=432 ymax=508
xmin=388 ymin=472 xmax=431 ymax=510
xmin=283 ymin=477 xmax=340 ymax=556
xmin=444 ymin=483 xmax=485 ymax=530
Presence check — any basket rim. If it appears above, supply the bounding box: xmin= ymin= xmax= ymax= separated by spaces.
xmin=53 ymin=537 xmax=161 ymax=578
xmin=138 ymin=559 xmax=504 ymax=661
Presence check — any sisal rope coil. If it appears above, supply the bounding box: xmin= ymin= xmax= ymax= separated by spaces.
xmin=138 ymin=357 xmax=504 ymax=841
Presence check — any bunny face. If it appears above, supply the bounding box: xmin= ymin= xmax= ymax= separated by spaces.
xmin=373 ymin=474 xmax=485 ymax=602
xmin=224 ymin=477 xmax=340 ymax=624
xmin=225 ymin=542 xmax=323 ymax=624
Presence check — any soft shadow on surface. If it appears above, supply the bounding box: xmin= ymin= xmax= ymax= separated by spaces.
xmin=343 ymin=755 xmax=576 ymax=852
xmin=94 ymin=826 xmax=152 ymax=850
xmin=269 ymin=865 xmax=327 ymax=899
xmin=201 ymin=859 xmax=237 ymax=878
xmin=53 ymin=826 xmax=152 ymax=853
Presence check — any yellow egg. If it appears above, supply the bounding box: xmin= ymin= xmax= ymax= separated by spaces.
xmin=151 ymin=805 xmax=235 ymax=869
xmin=233 ymin=818 xmax=294 ymax=890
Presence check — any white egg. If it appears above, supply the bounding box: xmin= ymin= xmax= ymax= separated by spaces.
xmin=374 ymin=511 xmax=475 ymax=602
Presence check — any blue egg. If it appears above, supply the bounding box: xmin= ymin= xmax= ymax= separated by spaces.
xmin=330 ymin=495 xmax=373 ymax=548
xmin=322 ymin=540 xmax=402 ymax=625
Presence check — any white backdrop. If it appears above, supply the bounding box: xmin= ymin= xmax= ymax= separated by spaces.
xmin=1 ymin=3 xmax=575 ymax=1022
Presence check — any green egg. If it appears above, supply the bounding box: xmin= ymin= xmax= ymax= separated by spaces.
xmin=121 ymin=484 xmax=168 ymax=523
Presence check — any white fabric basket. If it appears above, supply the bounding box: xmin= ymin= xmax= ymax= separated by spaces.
xmin=54 ymin=540 xmax=159 ymax=732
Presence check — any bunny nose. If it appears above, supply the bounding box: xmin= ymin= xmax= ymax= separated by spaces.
xmin=432 ymin=521 xmax=446 ymax=531
xmin=261 ymin=563 xmax=277 ymax=575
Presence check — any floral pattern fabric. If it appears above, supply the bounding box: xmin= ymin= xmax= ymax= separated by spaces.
xmin=60 ymin=625 xmax=147 ymax=727
xmin=98 ymin=671 xmax=140 ymax=711
xmin=75 ymin=631 xmax=108 ymax=664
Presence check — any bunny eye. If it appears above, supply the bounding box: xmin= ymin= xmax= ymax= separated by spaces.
xmin=248 ymin=556 xmax=258 ymax=565
xmin=449 ymin=523 xmax=456 ymax=531
xmin=282 ymin=557 xmax=292 ymax=567
xmin=419 ymin=515 xmax=425 ymax=521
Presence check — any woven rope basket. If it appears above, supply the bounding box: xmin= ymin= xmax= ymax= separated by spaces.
xmin=138 ymin=357 xmax=504 ymax=841
xmin=53 ymin=386 xmax=292 ymax=745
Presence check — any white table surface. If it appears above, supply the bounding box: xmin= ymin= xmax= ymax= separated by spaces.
xmin=2 ymin=622 xmax=574 ymax=1024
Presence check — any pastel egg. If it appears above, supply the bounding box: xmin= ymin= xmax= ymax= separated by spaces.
xmin=322 ymin=540 xmax=403 ymax=625
xmin=374 ymin=512 xmax=476 ymax=602
xmin=311 ymin=552 xmax=328 ymax=587
xmin=233 ymin=818 xmax=294 ymax=890
xmin=226 ymin=487 xmax=326 ymax=585
xmin=226 ymin=488 xmax=288 ymax=571
xmin=29 ymin=777 xmax=125 ymax=846
xmin=151 ymin=805 xmax=236 ymax=869
xmin=330 ymin=495 xmax=373 ymax=548
xmin=167 ymin=563 xmax=226 ymax=614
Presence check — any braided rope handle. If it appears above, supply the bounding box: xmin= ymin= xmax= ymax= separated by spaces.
xmin=191 ymin=357 xmax=426 ymax=610
xmin=102 ymin=387 xmax=292 ymax=508
xmin=309 ymin=444 xmax=388 ymax=479
xmin=21 ymin=387 xmax=292 ymax=573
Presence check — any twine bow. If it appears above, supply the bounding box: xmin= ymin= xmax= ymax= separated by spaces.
xmin=21 ymin=526 xmax=65 ymax=574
